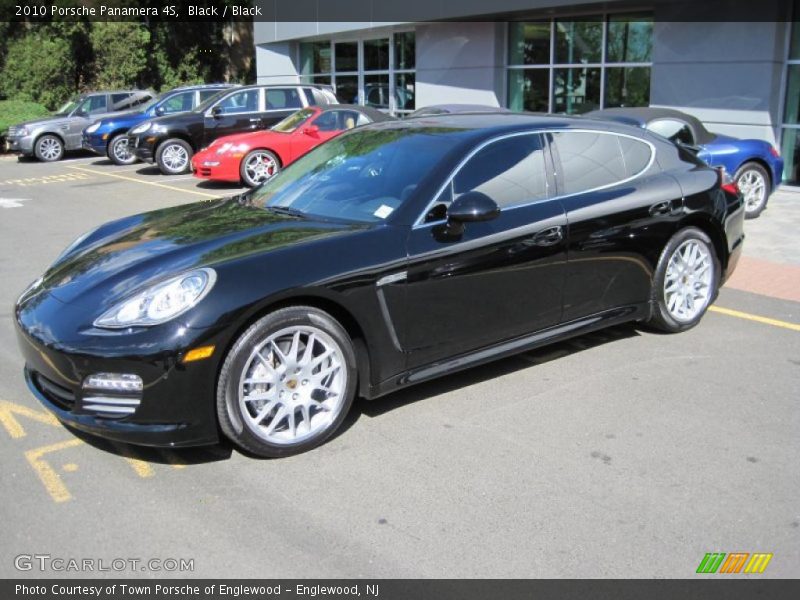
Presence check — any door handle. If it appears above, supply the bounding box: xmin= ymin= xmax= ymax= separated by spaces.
xmin=649 ymin=201 xmax=672 ymax=217
xmin=249 ymin=118 xmax=262 ymax=123
xmin=532 ymin=225 xmax=563 ymax=247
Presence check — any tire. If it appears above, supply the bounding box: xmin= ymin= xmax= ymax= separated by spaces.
xmin=217 ymin=306 xmax=357 ymax=458
xmin=107 ymin=134 xmax=137 ymax=166
xmin=647 ymin=227 xmax=720 ymax=333
xmin=34 ymin=134 xmax=64 ymax=162
xmin=240 ymin=149 xmax=281 ymax=188
xmin=735 ymin=162 xmax=770 ymax=220
xmin=155 ymin=138 xmax=193 ymax=175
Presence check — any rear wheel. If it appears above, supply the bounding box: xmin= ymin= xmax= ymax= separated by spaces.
xmin=34 ymin=135 xmax=64 ymax=162
xmin=647 ymin=227 xmax=719 ymax=333
xmin=217 ymin=307 xmax=357 ymax=458
xmin=155 ymin=138 xmax=192 ymax=174
xmin=108 ymin=134 xmax=137 ymax=166
xmin=240 ymin=149 xmax=280 ymax=187
xmin=735 ymin=162 xmax=769 ymax=219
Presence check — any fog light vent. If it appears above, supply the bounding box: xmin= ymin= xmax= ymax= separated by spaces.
xmin=83 ymin=373 xmax=143 ymax=392
xmin=82 ymin=396 xmax=141 ymax=417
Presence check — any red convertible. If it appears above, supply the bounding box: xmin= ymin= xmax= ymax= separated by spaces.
xmin=192 ymin=104 xmax=393 ymax=187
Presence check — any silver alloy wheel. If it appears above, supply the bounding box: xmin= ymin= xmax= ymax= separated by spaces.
xmin=112 ymin=137 xmax=133 ymax=163
xmin=238 ymin=326 xmax=347 ymax=445
xmin=161 ymin=143 xmax=188 ymax=172
xmin=38 ymin=137 xmax=62 ymax=161
xmin=663 ymin=239 xmax=713 ymax=323
xmin=244 ymin=151 xmax=278 ymax=185
xmin=737 ymin=168 xmax=767 ymax=214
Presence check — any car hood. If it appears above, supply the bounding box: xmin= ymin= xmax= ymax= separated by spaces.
xmin=214 ymin=129 xmax=283 ymax=147
xmin=13 ymin=114 xmax=73 ymax=129
xmin=94 ymin=109 xmax=148 ymax=127
xmin=41 ymin=196 xmax=364 ymax=305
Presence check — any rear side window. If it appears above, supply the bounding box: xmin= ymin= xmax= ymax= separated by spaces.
xmin=453 ymin=134 xmax=548 ymax=209
xmin=111 ymin=93 xmax=131 ymax=108
xmin=266 ymin=88 xmax=303 ymax=110
xmin=199 ymin=89 xmax=222 ymax=102
xmin=551 ymin=131 xmax=649 ymax=195
xmin=647 ymin=119 xmax=695 ymax=146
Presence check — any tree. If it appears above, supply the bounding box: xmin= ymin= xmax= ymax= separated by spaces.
xmin=89 ymin=22 xmax=150 ymax=89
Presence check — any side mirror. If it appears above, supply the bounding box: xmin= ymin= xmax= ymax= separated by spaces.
xmin=211 ymin=105 xmax=224 ymax=119
xmin=303 ymin=125 xmax=319 ymax=136
xmin=74 ymin=110 xmax=88 ymax=118
xmin=439 ymin=191 xmax=500 ymax=238
xmin=154 ymin=105 xmax=165 ymax=116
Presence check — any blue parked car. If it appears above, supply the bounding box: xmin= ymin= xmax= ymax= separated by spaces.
xmin=588 ymin=107 xmax=784 ymax=219
xmin=82 ymin=84 xmax=236 ymax=166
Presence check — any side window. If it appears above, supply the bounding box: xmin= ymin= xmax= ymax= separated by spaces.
xmin=314 ymin=111 xmax=341 ymax=132
xmin=216 ymin=89 xmax=260 ymax=114
xmin=266 ymin=88 xmax=303 ymax=110
xmin=160 ymin=91 xmax=196 ymax=114
xmin=647 ymin=119 xmax=695 ymax=146
xmin=453 ymin=134 xmax=548 ymax=209
xmin=111 ymin=93 xmax=132 ymax=109
xmin=617 ymin=136 xmax=653 ymax=177
xmin=199 ymin=89 xmax=222 ymax=102
xmin=302 ymin=88 xmax=316 ymax=106
xmin=81 ymin=95 xmax=108 ymax=114
xmin=551 ymin=131 xmax=627 ymax=195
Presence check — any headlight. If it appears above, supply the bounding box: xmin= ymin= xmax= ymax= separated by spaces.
xmin=16 ymin=126 xmax=30 ymax=137
xmin=84 ymin=122 xmax=101 ymax=134
xmin=93 ymin=268 xmax=217 ymax=328
xmin=129 ymin=122 xmax=152 ymax=135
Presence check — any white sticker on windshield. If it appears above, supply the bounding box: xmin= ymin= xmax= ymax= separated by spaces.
xmin=374 ymin=204 xmax=394 ymax=219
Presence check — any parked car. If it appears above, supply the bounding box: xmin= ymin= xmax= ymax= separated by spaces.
xmin=587 ymin=107 xmax=783 ymax=219
xmin=82 ymin=84 xmax=236 ymax=165
xmin=5 ymin=90 xmax=153 ymax=162
xmin=359 ymin=84 xmax=415 ymax=111
xmin=127 ymin=84 xmax=339 ymax=175
xmin=15 ymin=114 xmax=744 ymax=458
xmin=408 ymin=104 xmax=512 ymax=118
xmin=192 ymin=105 xmax=394 ymax=187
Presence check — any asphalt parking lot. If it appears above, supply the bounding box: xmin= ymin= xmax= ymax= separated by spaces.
xmin=0 ymin=151 xmax=797 ymax=579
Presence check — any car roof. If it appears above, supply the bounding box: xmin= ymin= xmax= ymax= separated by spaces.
xmin=413 ymin=104 xmax=511 ymax=115
xmin=587 ymin=107 xmax=715 ymax=144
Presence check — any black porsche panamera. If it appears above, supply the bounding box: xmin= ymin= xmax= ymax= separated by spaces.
xmin=15 ymin=113 xmax=744 ymax=457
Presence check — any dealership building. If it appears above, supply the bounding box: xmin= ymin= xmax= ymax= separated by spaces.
xmin=254 ymin=0 xmax=800 ymax=185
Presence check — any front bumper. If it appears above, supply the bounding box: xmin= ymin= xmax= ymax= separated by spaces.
xmin=129 ymin=134 xmax=157 ymax=163
xmin=15 ymin=294 xmax=224 ymax=448
xmin=81 ymin=132 xmax=107 ymax=156
xmin=5 ymin=134 xmax=34 ymax=155
xmin=191 ymin=153 xmax=240 ymax=182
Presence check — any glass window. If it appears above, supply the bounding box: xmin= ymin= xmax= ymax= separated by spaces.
xmin=604 ymin=67 xmax=651 ymax=108
xmin=266 ymin=88 xmax=302 ymax=110
xmin=217 ymin=89 xmax=260 ymax=113
xmin=395 ymin=73 xmax=415 ymax=111
xmin=551 ymin=131 xmax=627 ymax=194
xmin=454 ymin=135 xmax=548 ymax=209
xmin=79 ymin=95 xmax=108 ymax=114
xmin=780 ymin=128 xmax=800 ymax=185
xmin=159 ymin=91 xmax=196 ymax=114
xmin=110 ymin=93 xmax=131 ymax=108
xmin=784 ymin=64 xmax=800 ymax=124
xmin=394 ymin=32 xmax=415 ymax=70
xmin=273 ymin=108 xmax=314 ymax=133
xmin=508 ymin=69 xmax=549 ymax=112
xmin=300 ymin=41 xmax=331 ymax=75
xmin=553 ymin=67 xmax=601 ymax=114
xmin=364 ymin=38 xmax=389 ymax=71
xmin=555 ymin=19 xmax=602 ymax=64
xmin=200 ymin=89 xmax=222 ymax=102
xmin=647 ymin=119 xmax=695 ymax=145
xmin=314 ymin=111 xmax=342 ymax=132
xmin=335 ymin=42 xmax=358 ymax=72
xmin=508 ymin=22 xmax=550 ymax=65
xmin=790 ymin=1 xmax=800 ymax=60
xmin=365 ymin=74 xmax=390 ymax=108
xmin=334 ymin=75 xmax=358 ymax=104
xmin=607 ymin=14 xmax=653 ymax=63
xmin=617 ymin=136 xmax=653 ymax=176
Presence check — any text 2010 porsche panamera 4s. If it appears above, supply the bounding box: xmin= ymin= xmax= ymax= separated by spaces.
xmin=15 ymin=114 xmax=745 ymax=458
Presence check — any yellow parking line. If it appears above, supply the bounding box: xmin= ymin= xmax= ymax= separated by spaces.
xmin=25 ymin=438 xmax=84 ymax=503
xmin=109 ymin=442 xmax=155 ymax=478
xmin=66 ymin=165 xmax=217 ymax=198
xmin=708 ymin=305 xmax=800 ymax=332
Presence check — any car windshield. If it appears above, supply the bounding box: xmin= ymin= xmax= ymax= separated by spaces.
xmin=55 ymin=96 xmax=84 ymax=115
xmin=193 ymin=90 xmax=230 ymax=113
xmin=251 ymin=126 xmax=466 ymax=223
xmin=272 ymin=108 xmax=315 ymax=133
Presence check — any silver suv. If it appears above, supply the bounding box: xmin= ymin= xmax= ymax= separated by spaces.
xmin=6 ymin=90 xmax=154 ymax=162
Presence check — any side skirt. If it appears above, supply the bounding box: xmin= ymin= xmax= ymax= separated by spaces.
xmin=367 ymin=304 xmax=648 ymax=399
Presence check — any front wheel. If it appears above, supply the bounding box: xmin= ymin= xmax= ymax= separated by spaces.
xmin=217 ymin=307 xmax=357 ymax=458
xmin=155 ymin=138 xmax=192 ymax=175
xmin=647 ymin=227 xmax=720 ymax=333
xmin=34 ymin=134 xmax=64 ymax=162
xmin=240 ymin=149 xmax=281 ymax=187
xmin=735 ymin=162 xmax=769 ymax=219
xmin=108 ymin=134 xmax=137 ymax=166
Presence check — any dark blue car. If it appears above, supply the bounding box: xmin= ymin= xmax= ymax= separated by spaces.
xmin=82 ymin=84 xmax=236 ymax=165
xmin=588 ymin=107 xmax=784 ymax=219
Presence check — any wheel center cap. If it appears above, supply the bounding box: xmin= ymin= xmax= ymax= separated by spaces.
xmin=286 ymin=379 xmax=298 ymax=390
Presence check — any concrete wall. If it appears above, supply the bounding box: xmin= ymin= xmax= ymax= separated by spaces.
xmin=255 ymin=42 xmax=300 ymax=84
